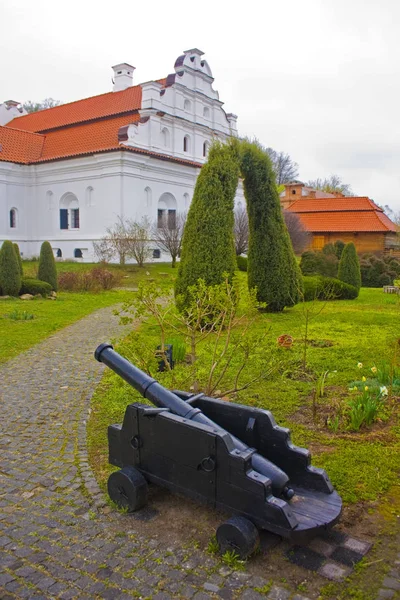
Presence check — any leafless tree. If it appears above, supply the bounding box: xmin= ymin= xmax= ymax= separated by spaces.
xmin=93 ymin=215 xmax=152 ymax=267
xmin=283 ymin=210 xmax=310 ymax=254
xmin=153 ymin=212 xmax=187 ymax=268
xmin=306 ymin=175 xmax=353 ymax=196
xmin=265 ymin=148 xmax=299 ymax=185
xmin=23 ymin=98 xmax=62 ymax=113
xmin=234 ymin=204 xmax=249 ymax=255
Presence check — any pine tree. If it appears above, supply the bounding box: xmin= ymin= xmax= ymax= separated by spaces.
xmin=38 ymin=241 xmax=58 ymax=291
xmin=0 ymin=240 xmax=21 ymax=296
xmin=175 ymin=142 xmax=239 ymax=310
xmin=13 ymin=243 xmax=23 ymax=276
xmin=240 ymin=140 xmax=302 ymax=312
xmin=338 ymin=242 xmax=361 ymax=292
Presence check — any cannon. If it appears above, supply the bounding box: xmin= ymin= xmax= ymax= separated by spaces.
xmin=95 ymin=343 xmax=342 ymax=558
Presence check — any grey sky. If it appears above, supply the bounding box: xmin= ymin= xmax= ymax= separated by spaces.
xmin=1 ymin=0 xmax=399 ymax=212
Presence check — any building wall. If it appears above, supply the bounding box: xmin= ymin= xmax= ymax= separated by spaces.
xmin=310 ymin=232 xmax=386 ymax=253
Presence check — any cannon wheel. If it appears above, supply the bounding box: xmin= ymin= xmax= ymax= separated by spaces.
xmin=216 ymin=516 xmax=260 ymax=560
xmin=108 ymin=466 xmax=148 ymax=512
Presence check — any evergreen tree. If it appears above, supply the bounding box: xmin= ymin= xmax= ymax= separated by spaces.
xmin=338 ymin=242 xmax=361 ymax=292
xmin=0 ymin=240 xmax=21 ymax=296
xmin=240 ymin=140 xmax=302 ymax=312
xmin=38 ymin=241 xmax=58 ymax=291
xmin=13 ymin=243 xmax=23 ymax=276
xmin=175 ymin=142 xmax=239 ymax=310
xmin=334 ymin=239 xmax=345 ymax=259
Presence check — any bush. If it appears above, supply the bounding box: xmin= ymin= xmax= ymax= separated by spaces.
xmin=360 ymin=254 xmax=400 ymax=287
xmin=338 ymin=242 xmax=361 ymax=291
xmin=236 ymin=255 xmax=248 ymax=272
xmin=20 ymin=278 xmax=52 ymax=296
xmin=38 ymin=241 xmax=58 ymax=291
xmin=175 ymin=142 xmax=239 ymax=311
xmin=302 ymin=276 xmax=358 ymax=301
xmin=90 ymin=267 xmax=120 ymax=290
xmin=300 ymin=250 xmax=338 ymax=278
xmin=13 ymin=243 xmax=23 ymax=276
xmin=0 ymin=240 xmax=21 ymax=297
xmin=334 ymin=240 xmax=345 ymax=259
xmin=58 ymin=272 xmax=80 ymax=291
xmin=239 ymin=140 xmax=302 ymax=311
xmin=322 ymin=243 xmax=336 ymax=256
xmin=58 ymin=268 xmax=120 ymax=292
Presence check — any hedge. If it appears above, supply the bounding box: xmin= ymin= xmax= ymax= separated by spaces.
xmin=20 ymin=278 xmax=52 ymax=297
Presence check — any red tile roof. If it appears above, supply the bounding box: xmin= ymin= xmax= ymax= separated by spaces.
xmin=0 ymin=126 xmax=45 ymax=163
xmin=287 ymin=197 xmax=381 ymax=212
xmin=6 ymin=81 xmax=167 ymax=133
xmin=287 ymin=197 xmax=397 ymax=233
xmin=0 ymin=115 xmax=201 ymax=168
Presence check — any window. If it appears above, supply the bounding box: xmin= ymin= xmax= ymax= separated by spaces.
xmin=203 ymin=141 xmax=209 ymax=157
xmin=183 ymin=135 xmax=190 ymax=153
xmin=56 ymin=249 xmax=62 ymax=258
xmin=60 ymin=193 xmax=80 ymax=230
xmin=9 ymin=208 xmax=17 ymax=228
xmin=161 ymin=128 xmax=170 ymax=147
xmin=312 ymin=236 xmax=325 ymax=250
xmin=168 ymin=209 xmax=176 ymax=230
xmin=153 ymin=249 xmax=161 ymax=259
xmin=74 ymin=249 xmax=83 ymax=258
xmin=158 ymin=209 xmax=165 ymax=229
xmin=292 ymin=189 xmax=296 ymax=195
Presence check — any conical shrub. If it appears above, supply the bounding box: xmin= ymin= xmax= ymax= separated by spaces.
xmin=175 ymin=141 xmax=239 ymax=311
xmin=240 ymin=140 xmax=302 ymax=311
xmin=0 ymin=240 xmax=21 ymax=296
xmin=13 ymin=243 xmax=23 ymax=276
xmin=38 ymin=241 xmax=58 ymax=291
xmin=338 ymin=242 xmax=361 ymax=292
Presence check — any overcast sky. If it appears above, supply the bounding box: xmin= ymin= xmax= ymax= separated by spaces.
xmin=1 ymin=0 xmax=399 ymax=212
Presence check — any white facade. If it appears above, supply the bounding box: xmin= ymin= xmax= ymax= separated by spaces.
xmin=0 ymin=49 xmax=243 ymax=262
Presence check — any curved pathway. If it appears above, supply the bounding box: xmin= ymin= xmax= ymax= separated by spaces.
xmin=0 ymin=307 xmax=397 ymax=600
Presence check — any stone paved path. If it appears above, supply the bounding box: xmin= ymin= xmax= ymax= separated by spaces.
xmin=0 ymin=306 xmax=398 ymax=600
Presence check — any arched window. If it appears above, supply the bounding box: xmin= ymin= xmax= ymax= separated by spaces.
xmin=56 ymin=249 xmax=62 ymax=258
xmin=203 ymin=141 xmax=209 ymax=157
xmin=60 ymin=193 xmax=80 ymax=230
xmin=46 ymin=191 xmax=54 ymax=210
xmin=9 ymin=208 xmax=17 ymax=228
xmin=203 ymin=106 xmax=210 ymax=118
xmin=158 ymin=193 xmax=177 ymax=230
xmin=183 ymin=135 xmax=191 ymax=153
xmin=144 ymin=186 xmax=152 ymax=208
xmin=74 ymin=249 xmax=83 ymax=258
xmin=184 ymin=99 xmax=191 ymax=112
xmin=161 ymin=128 xmax=170 ymax=148
xmin=85 ymin=186 xmax=94 ymax=207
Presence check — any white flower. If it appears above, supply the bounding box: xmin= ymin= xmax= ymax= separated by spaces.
xmin=357 ymin=362 xmax=363 ymax=369
xmin=380 ymin=386 xmax=388 ymax=397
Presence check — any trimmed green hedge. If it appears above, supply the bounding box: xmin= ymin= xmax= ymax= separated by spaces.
xmin=303 ymin=276 xmax=358 ymax=301
xmin=236 ymin=255 xmax=248 ymax=272
xmin=20 ymin=278 xmax=52 ymax=297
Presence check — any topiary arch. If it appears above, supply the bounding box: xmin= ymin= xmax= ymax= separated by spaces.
xmin=175 ymin=139 xmax=302 ymax=313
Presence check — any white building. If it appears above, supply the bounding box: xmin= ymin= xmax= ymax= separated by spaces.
xmin=0 ymin=49 xmax=241 ymax=261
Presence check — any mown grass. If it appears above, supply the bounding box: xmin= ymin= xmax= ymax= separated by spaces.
xmin=88 ymin=286 xmax=400 ymax=507
xmin=0 ymin=262 xmax=178 ymax=364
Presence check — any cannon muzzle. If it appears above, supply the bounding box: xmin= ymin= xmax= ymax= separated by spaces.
xmin=95 ymin=343 xmax=293 ymax=499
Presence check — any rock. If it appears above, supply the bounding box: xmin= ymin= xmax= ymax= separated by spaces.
xmin=20 ymin=294 xmax=34 ymax=300
xmin=0 ymin=295 xmax=11 ymax=300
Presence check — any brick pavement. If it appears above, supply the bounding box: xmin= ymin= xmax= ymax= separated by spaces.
xmin=0 ymin=305 xmax=398 ymax=599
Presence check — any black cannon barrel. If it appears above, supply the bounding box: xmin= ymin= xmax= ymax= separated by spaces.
xmin=95 ymin=343 xmax=293 ymax=499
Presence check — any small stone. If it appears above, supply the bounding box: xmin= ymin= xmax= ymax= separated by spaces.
xmin=382 ymin=577 xmax=400 ymax=591
xmin=20 ymin=294 xmax=34 ymax=300
xmin=267 ymin=586 xmax=291 ymax=600
xmin=378 ymin=590 xmax=395 ymax=599
xmin=204 ymin=583 xmax=220 ymax=593
xmin=318 ymin=562 xmax=351 ymax=581
xmin=343 ymin=537 xmax=371 ymax=555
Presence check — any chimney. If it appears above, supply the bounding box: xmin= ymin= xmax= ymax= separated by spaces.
xmin=308 ymin=190 xmax=316 ymax=199
xmin=112 ymin=63 xmax=135 ymax=92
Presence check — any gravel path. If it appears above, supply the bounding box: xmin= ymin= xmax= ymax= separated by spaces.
xmin=0 ymin=306 xmax=398 ymax=600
